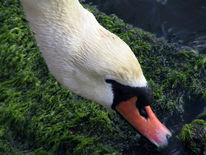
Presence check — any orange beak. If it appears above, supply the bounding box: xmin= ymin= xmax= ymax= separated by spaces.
xmin=116 ymin=96 xmax=172 ymax=147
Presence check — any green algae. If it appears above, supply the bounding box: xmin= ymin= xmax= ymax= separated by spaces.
xmin=0 ymin=0 xmax=206 ymax=154
xmin=180 ymin=119 xmax=206 ymax=155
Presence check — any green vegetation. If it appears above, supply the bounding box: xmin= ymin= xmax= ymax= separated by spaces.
xmin=180 ymin=119 xmax=206 ymax=155
xmin=0 ymin=0 xmax=206 ymax=154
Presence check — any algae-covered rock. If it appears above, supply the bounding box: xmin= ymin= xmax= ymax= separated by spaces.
xmin=0 ymin=0 xmax=206 ymax=154
xmin=180 ymin=119 xmax=206 ymax=155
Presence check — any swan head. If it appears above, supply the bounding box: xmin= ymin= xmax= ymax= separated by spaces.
xmin=104 ymin=78 xmax=171 ymax=147
xmin=75 ymin=48 xmax=172 ymax=147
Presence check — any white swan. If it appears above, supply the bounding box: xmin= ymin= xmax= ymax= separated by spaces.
xmin=20 ymin=0 xmax=171 ymax=146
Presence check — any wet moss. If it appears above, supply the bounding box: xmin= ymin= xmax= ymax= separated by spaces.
xmin=0 ymin=0 xmax=206 ymax=154
xmin=180 ymin=119 xmax=206 ymax=155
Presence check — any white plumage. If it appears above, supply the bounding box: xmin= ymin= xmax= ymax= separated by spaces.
xmin=21 ymin=0 xmax=147 ymax=109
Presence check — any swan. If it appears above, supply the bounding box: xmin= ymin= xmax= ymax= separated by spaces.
xmin=20 ymin=0 xmax=171 ymax=147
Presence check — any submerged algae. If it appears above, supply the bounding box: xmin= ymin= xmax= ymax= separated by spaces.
xmin=180 ymin=119 xmax=206 ymax=155
xmin=0 ymin=0 xmax=206 ymax=154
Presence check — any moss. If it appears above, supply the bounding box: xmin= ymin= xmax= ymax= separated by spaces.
xmin=180 ymin=120 xmax=206 ymax=155
xmin=0 ymin=0 xmax=206 ymax=154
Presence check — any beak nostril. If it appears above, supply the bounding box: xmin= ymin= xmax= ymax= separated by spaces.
xmin=138 ymin=106 xmax=148 ymax=119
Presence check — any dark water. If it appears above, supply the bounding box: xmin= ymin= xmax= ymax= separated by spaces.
xmin=83 ymin=0 xmax=206 ymax=154
xmin=85 ymin=0 xmax=206 ymax=54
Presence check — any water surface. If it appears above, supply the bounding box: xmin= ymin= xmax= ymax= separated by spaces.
xmin=86 ymin=0 xmax=206 ymax=54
